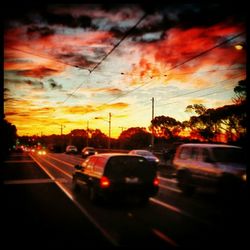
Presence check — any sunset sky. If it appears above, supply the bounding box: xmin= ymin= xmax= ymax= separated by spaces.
xmin=4 ymin=3 xmax=246 ymax=138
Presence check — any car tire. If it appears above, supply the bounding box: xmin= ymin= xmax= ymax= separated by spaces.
xmin=72 ymin=176 xmax=80 ymax=192
xmin=89 ymin=186 xmax=101 ymax=204
xmin=177 ymin=170 xmax=195 ymax=195
xmin=139 ymin=196 xmax=149 ymax=206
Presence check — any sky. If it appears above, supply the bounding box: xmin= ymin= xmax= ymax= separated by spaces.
xmin=3 ymin=3 xmax=246 ymax=138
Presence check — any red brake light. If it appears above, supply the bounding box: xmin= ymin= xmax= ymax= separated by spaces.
xmin=153 ymin=177 xmax=159 ymax=186
xmin=100 ymin=176 xmax=110 ymax=188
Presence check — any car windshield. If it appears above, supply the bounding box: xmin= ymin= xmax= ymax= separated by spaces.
xmin=212 ymin=147 xmax=246 ymax=165
xmin=105 ymin=156 xmax=156 ymax=179
xmin=135 ymin=150 xmax=154 ymax=156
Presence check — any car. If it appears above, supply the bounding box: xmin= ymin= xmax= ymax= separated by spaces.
xmin=81 ymin=146 xmax=97 ymax=158
xmin=172 ymin=143 xmax=246 ymax=197
xmin=72 ymin=153 xmax=159 ymax=204
xmin=66 ymin=145 xmax=78 ymax=154
xmin=128 ymin=150 xmax=160 ymax=165
xmin=37 ymin=149 xmax=46 ymax=155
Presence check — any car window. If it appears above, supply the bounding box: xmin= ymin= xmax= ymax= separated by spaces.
xmin=190 ymin=147 xmax=200 ymax=160
xmin=85 ymin=157 xmax=97 ymax=171
xmin=104 ymin=156 xmax=156 ymax=179
xmin=93 ymin=157 xmax=107 ymax=174
xmin=179 ymin=147 xmax=191 ymax=160
xmin=212 ymin=147 xmax=246 ymax=165
xmin=201 ymin=148 xmax=212 ymax=162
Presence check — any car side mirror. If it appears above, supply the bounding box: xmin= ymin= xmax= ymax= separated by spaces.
xmin=75 ymin=164 xmax=83 ymax=170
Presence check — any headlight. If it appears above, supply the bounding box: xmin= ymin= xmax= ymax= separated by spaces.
xmin=155 ymin=158 xmax=160 ymax=163
xmin=242 ymin=174 xmax=246 ymax=181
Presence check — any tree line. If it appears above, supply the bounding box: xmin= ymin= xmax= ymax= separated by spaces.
xmin=4 ymin=79 xmax=247 ymax=153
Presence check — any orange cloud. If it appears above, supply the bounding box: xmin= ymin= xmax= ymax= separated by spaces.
xmin=128 ymin=23 xmax=245 ymax=85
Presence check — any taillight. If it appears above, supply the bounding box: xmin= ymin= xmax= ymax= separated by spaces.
xmin=100 ymin=176 xmax=110 ymax=188
xmin=153 ymin=177 xmax=159 ymax=186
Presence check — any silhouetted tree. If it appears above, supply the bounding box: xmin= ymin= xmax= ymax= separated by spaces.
xmin=118 ymin=127 xmax=151 ymax=149
xmin=151 ymin=116 xmax=182 ymax=139
xmin=2 ymin=117 xmax=17 ymax=158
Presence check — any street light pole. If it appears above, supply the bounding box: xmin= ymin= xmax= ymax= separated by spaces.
xmin=108 ymin=113 xmax=111 ymax=149
xmin=151 ymin=97 xmax=155 ymax=148
xmin=86 ymin=121 xmax=89 ymax=147
xmin=95 ymin=113 xmax=112 ymax=149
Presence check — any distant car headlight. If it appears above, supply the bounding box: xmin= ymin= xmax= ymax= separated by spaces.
xmin=84 ymin=151 xmax=89 ymax=154
xmin=155 ymin=158 xmax=160 ymax=163
xmin=242 ymin=174 xmax=246 ymax=181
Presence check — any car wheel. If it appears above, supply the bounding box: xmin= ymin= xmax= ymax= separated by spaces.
xmin=139 ymin=196 xmax=149 ymax=206
xmin=72 ymin=176 xmax=80 ymax=192
xmin=177 ymin=170 xmax=195 ymax=195
xmin=89 ymin=186 xmax=100 ymax=204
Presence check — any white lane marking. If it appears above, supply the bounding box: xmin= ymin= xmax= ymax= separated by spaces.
xmin=4 ymin=160 xmax=34 ymax=163
xmin=4 ymin=178 xmax=68 ymax=185
xmin=46 ymin=154 xmax=74 ymax=168
xmin=35 ymin=156 xmax=72 ymax=178
xmin=29 ymin=153 xmax=119 ymax=247
xmin=159 ymin=176 xmax=177 ymax=184
xmin=152 ymin=228 xmax=179 ymax=247
xmin=159 ymin=184 xmax=181 ymax=193
xmin=150 ymin=198 xmax=212 ymax=226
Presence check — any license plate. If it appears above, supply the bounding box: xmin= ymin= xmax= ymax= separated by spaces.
xmin=125 ymin=177 xmax=139 ymax=183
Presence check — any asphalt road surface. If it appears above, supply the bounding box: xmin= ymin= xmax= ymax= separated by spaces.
xmin=2 ymin=151 xmax=248 ymax=248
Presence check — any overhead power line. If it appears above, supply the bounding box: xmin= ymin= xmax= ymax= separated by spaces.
xmin=88 ymin=31 xmax=246 ymax=110
xmin=60 ymin=12 xmax=148 ymax=105
xmin=5 ymin=45 xmax=91 ymax=72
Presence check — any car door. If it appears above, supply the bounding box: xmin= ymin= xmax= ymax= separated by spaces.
xmin=192 ymin=148 xmax=220 ymax=187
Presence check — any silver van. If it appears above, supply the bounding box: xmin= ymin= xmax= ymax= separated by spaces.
xmin=173 ymin=143 xmax=246 ymax=196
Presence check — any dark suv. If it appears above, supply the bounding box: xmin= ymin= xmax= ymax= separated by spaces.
xmin=72 ymin=153 xmax=159 ymax=204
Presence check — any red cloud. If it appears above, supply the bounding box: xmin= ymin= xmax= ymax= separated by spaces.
xmin=129 ymin=23 xmax=245 ymax=83
xmin=17 ymin=66 xmax=60 ymax=78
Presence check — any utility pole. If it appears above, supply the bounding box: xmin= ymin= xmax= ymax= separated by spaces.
xmin=61 ymin=124 xmax=65 ymax=136
xmin=151 ymin=97 xmax=154 ymax=148
xmin=86 ymin=121 xmax=89 ymax=147
xmin=108 ymin=112 xmax=111 ymax=149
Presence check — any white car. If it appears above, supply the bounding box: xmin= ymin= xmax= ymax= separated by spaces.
xmin=129 ymin=150 xmax=160 ymax=165
xmin=66 ymin=145 xmax=78 ymax=154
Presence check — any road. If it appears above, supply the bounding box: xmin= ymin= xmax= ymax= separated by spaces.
xmin=2 ymin=151 xmax=248 ymax=248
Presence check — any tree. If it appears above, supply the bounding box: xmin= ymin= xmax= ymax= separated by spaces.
xmin=232 ymin=79 xmax=247 ymax=105
xmin=151 ymin=116 xmax=182 ymax=139
xmin=118 ymin=127 xmax=151 ymax=149
xmin=2 ymin=117 xmax=17 ymax=158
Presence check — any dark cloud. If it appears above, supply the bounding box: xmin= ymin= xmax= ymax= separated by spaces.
xmin=24 ymin=80 xmax=44 ymax=89
xmin=27 ymin=26 xmax=55 ymax=37
xmin=41 ymin=10 xmax=92 ymax=28
xmin=56 ymin=53 xmax=96 ymax=68
xmin=48 ymin=79 xmax=62 ymax=90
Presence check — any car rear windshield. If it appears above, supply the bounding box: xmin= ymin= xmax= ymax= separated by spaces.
xmin=104 ymin=156 xmax=156 ymax=179
xmin=212 ymin=147 xmax=246 ymax=165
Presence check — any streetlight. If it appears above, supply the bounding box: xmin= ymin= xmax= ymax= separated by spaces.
xmin=95 ymin=113 xmax=111 ymax=149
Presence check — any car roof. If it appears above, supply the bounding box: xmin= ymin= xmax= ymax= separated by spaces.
xmin=178 ymin=143 xmax=241 ymax=149
xmin=131 ymin=149 xmax=151 ymax=152
xmin=89 ymin=153 xmax=143 ymax=160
